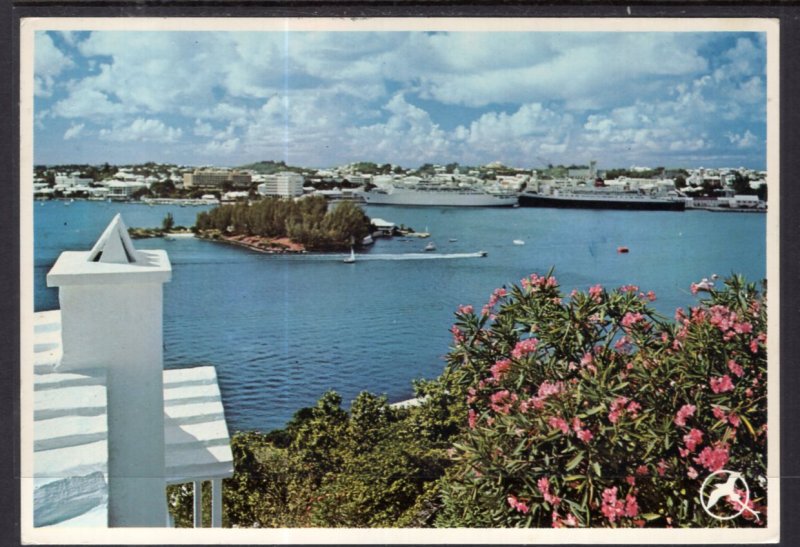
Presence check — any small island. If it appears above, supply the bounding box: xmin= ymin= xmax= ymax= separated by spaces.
xmin=194 ymin=195 xmax=371 ymax=253
xmin=128 ymin=212 xmax=194 ymax=239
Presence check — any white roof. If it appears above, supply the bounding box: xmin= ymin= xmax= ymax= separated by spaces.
xmin=32 ymin=310 xmax=233 ymax=527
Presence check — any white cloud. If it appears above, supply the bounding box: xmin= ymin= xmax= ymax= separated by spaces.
xmin=58 ymin=31 xmax=83 ymax=47
xmin=34 ymin=30 xmax=767 ymax=168
xmin=34 ymin=33 xmax=73 ymax=97
xmin=53 ymin=87 xmax=132 ymax=119
xmin=204 ymin=137 xmax=240 ymax=155
xmin=726 ymin=130 xmax=758 ymax=149
xmin=346 ymin=94 xmax=451 ymax=165
xmin=98 ymin=118 xmax=183 ymax=143
xmin=63 ymin=123 xmax=85 ymax=140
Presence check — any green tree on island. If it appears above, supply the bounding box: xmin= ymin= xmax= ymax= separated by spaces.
xmin=195 ymin=196 xmax=371 ymax=251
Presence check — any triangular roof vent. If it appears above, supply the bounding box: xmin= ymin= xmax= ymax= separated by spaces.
xmin=87 ymin=214 xmax=138 ymax=264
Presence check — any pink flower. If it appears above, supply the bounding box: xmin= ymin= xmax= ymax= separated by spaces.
xmin=601 ymin=487 xmax=624 ymax=523
xmin=710 ymin=375 xmax=735 ymax=394
xmin=694 ymin=445 xmax=730 ymax=472
xmin=683 ymin=428 xmax=704 ymax=452
xmin=552 ymin=511 xmax=578 ymax=528
xmin=657 ymin=459 xmax=669 ymax=477
xmin=537 ymin=380 xmax=564 ymax=399
xmin=627 ymin=401 xmax=642 ymax=417
xmin=511 ymin=338 xmax=539 ymax=359
xmin=646 ymin=290 xmax=657 ymax=301
xmin=625 ymin=475 xmax=636 ymax=486
xmin=687 ymin=466 xmax=699 ymax=479
xmin=537 ymin=476 xmax=561 ymax=506
xmin=548 ymin=416 xmax=570 ymax=435
xmin=750 ymin=338 xmax=760 ymax=353
xmin=576 ymin=429 xmax=594 ymax=443
xmin=624 ymin=494 xmax=639 ymax=518
xmin=490 ymin=359 xmax=512 ymax=381
xmin=614 ymin=336 xmax=631 ymax=351
xmin=507 ymin=494 xmax=529 ymax=514
xmin=690 ymin=283 xmax=699 ymax=295
xmin=450 ymin=325 xmax=465 ymax=344
xmin=608 ymin=396 xmax=631 ymax=424
xmin=621 ymin=312 xmax=646 ymax=329
xmin=468 ymin=409 xmax=477 ymax=429
xmin=674 ymin=404 xmax=696 ymax=427
xmin=727 ymin=359 xmax=744 ymax=378
xmin=490 ymin=390 xmax=517 ymax=415
xmin=728 ymin=413 xmax=741 ymax=428
xmin=589 ymin=284 xmax=603 ymax=302
xmin=712 ymin=405 xmax=727 ymax=421
xmin=635 ymin=465 xmax=649 ymax=476
xmin=457 ymin=304 xmax=474 ymax=315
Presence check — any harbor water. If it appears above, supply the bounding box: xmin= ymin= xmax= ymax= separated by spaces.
xmin=33 ymin=200 xmax=767 ymax=432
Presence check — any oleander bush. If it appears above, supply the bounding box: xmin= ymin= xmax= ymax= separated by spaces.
xmin=435 ymin=273 xmax=767 ymax=528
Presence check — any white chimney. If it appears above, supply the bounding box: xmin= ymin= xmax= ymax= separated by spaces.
xmin=46 ymin=214 xmax=171 ymax=527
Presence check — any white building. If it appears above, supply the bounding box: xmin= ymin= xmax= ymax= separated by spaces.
xmin=55 ymin=173 xmax=93 ymax=188
xmin=31 ymin=215 xmax=233 ymax=529
xmin=256 ymin=171 xmax=305 ymax=198
xmin=108 ymin=180 xmax=147 ymax=200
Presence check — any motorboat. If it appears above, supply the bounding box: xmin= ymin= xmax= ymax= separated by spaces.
xmin=424 ymin=242 xmax=436 ymax=252
xmin=513 ymin=239 xmax=525 ymax=245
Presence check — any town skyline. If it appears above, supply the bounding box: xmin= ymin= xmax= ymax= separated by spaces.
xmin=34 ymin=29 xmax=768 ymax=170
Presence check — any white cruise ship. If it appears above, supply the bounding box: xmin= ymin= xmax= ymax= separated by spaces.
xmin=358 ymin=183 xmax=518 ymax=207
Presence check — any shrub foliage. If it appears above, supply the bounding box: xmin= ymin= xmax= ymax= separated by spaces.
xmin=168 ymin=274 xmax=767 ymax=528
xmin=436 ymin=273 xmax=767 ymax=528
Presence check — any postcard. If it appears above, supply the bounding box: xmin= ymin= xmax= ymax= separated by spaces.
xmin=20 ymin=16 xmax=779 ymax=544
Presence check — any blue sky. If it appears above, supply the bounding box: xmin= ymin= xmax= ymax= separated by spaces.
xmin=33 ymin=30 xmax=767 ymax=169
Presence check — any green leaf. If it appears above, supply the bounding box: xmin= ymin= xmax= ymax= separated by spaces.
xmin=739 ymin=414 xmax=757 ymax=437
xmin=591 ymin=462 xmax=602 ymax=477
xmin=641 ymin=513 xmax=662 ymax=521
xmin=565 ymin=452 xmax=584 ymax=471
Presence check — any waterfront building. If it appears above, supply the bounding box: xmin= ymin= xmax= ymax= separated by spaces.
xmin=221 ymin=190 xmax=249 ymax=202
xmin=108 ymin=180 xmax=147 ymax=200
xmin=55 ymin=173 xmax=94 ymax=188
xmin=256 ymin=171 xmax=305 ymax=198
xmin=183 ymin=169 xmax=252 ymax=191
xmin=32 ymin=215 xmax=233 ymax=527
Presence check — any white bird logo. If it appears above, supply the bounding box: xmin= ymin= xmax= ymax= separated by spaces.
xmin=702 ymin=471 xmax=761 ymax=522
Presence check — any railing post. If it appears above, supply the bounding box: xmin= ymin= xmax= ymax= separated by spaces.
xmin=211 ymin=479 xmax=223 ymax=527
xmin=193 ymin=481 xmax=203 ymax=528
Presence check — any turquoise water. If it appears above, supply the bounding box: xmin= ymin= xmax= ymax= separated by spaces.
xmin=33 ymin=200 xmax=767 ymax=432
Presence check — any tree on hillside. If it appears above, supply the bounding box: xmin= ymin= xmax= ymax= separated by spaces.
xmin=732 ymin=172 xmax=755 ymax=195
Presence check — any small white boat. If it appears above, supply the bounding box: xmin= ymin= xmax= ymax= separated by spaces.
xmin=343 ymin=248 xmax=356 ymax=263
xmin=424 ymin=242 xmax=436 ymax=252
xmin=449 ymin=238 xmax=458 ymax=242
xmin=513 ymin=239 xmax=525 ymax=246
xmin=695 ymin=277 xmax=714 ymax=292
xmin=362 ymin=234 xmax=374 ymax=246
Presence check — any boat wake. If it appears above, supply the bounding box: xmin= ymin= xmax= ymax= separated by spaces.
xmin=354 ymin=252 xmax=486 ymax=261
